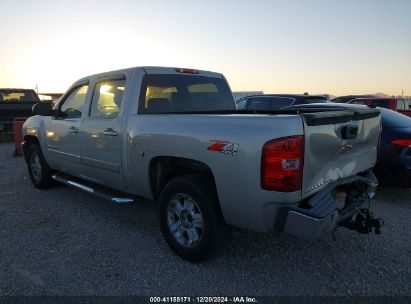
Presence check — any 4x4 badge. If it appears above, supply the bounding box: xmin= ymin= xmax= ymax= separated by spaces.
xmin=207 ymin=140 xmax=239 ymax=156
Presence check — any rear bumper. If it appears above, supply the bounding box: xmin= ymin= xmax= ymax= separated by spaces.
xmin=275 ymin=171 xmax=378 ymax=239
xmin=282 ymin=210 xmax=338 ymax=238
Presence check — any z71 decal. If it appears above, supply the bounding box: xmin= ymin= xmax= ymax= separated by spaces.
xmin=207 ymin=140 xmax=239 ymax=156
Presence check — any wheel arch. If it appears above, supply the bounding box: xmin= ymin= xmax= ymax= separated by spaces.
xmin=149 ymin=156 xmax=225 ymax=223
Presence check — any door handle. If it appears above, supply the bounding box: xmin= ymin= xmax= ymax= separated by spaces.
xmin=69 ymin=126 xmax=79 ymax=134
xmin=102 ymin=128 xmax=118 ymax=136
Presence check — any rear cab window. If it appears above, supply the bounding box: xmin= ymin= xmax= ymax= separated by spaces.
xmin=0 ymin=89 xmax=40 ymax=102
xmin=138 ymin=74 xmax=235 ymax=114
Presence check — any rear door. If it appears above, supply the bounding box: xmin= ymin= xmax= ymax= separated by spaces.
xmin=300 ymin=107 xmax=381 ymax=198
xmin=80 ymin=76 xmax=126 ymax=190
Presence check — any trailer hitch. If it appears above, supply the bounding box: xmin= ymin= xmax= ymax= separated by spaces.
xmin=340 ymin=208 xmax=384 ymax=235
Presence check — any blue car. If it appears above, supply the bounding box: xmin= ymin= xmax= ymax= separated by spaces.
xmin=374 ymin=108 xmax=411 ymax=186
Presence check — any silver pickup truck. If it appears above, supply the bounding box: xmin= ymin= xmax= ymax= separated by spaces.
xmin=22 ymin=66 xmax=383 ymax=261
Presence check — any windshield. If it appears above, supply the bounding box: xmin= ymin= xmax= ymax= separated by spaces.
xmin=246 ymin=97 xmax=295 ymax=110
xmin=381 ymin=108 xmax=411 ymax=128
xmin=0 ymin=89 xmax=39 ymax=102
xmin=302 ymin=97 xmax=328 ymax=104
xmin=138 ymin=74 xmax=235 ymax=113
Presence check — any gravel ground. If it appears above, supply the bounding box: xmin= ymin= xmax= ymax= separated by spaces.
xmin=0 ymin=142 xmax=410 ymax=296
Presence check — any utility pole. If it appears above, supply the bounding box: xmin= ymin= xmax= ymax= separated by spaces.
xmin=35 ymin=83 xmax=38 ymax=93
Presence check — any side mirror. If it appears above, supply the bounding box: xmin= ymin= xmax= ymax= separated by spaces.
xmin=32 ymin=102 xmax=53 ymax=116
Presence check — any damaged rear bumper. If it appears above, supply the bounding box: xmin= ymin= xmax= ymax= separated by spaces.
xmin=276 ymin=171 xmax=383 ymax=238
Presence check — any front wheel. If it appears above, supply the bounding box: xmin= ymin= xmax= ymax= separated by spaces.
xmin=159 ymin=175 xmax=226 ymax=262
xmin=26 ymin=144 xmax=55 ymax=189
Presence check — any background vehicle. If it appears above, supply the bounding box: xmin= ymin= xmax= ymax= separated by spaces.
xmin=0 ymin=89 xmax=41 ymax=131
xmin=332 ymin=94 xmax=377 ymax=103
xmin=348 ymin=97 xmax=411 ymax=117
xmin=22 ymin=67 xmax=382 ymax=261
xmin=236 ymin=94 xmax=329 ymax=110
xmin=374 ymin=108 xmax=411 ymax=186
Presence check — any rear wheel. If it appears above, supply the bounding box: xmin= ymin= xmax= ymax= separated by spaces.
xmin=26 ymin=144 xmax=55 ymax=189
xmin=159 ymin=175 xmax=226 ymax=262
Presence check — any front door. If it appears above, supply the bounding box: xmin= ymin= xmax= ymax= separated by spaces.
xmin=43 ymin=83 xmax=89 ymax=176
xmin=80 ymin=77 xmax=126 ymax=190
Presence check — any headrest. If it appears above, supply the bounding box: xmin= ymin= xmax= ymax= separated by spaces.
xmin=19 ymin=95 xmax=32 ymax=102
xmin=146 ymin=98 xmax=171 ymax=113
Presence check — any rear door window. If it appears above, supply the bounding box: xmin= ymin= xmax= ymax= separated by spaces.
xmin=90 ymin=79 xmax=125 ymax=118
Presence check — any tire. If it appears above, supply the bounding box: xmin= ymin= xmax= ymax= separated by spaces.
xmin=26 ymin=143 xmax=55 ymax=189
xmin=159 ymin=174 xmax=226 ymax=262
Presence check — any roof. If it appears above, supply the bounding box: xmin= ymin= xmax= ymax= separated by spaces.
xmin=75 ymin=66 xmax=223 ymax=84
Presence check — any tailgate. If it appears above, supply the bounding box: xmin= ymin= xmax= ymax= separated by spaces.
xmin=0 ymin=102 xmax=35 ymax=122
xmin=300 ymin=107 xmax=380 ymax=198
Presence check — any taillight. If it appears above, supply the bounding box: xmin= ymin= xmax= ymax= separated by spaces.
xmin=261 ymin=135 xmax=304 ymax=192
xmin=391 ymin=139 xmax=411 ymax=147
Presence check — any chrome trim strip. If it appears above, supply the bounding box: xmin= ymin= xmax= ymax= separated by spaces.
xmin=81 ymin=156 xmax=120 ymax=172
xmin=48 ymin=149 xmax=80 ymax=161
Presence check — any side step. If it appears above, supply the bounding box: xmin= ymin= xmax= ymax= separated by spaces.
xmin=52 ymin=173 xmax=135 ymax=204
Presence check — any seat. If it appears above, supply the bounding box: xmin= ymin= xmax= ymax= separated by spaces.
xmin=171 ymin=92 xmax=193 ymax=112
xmin=19 ymin=95 xmax=32 ymax=102
xmin=202 ymin=96 xmax=224 ymax=109
xmin=146 ymin=98 xmax=171 ymax=113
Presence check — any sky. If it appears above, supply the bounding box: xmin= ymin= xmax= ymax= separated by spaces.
xmin=0 ymin=0 xmax=410 ymax=96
